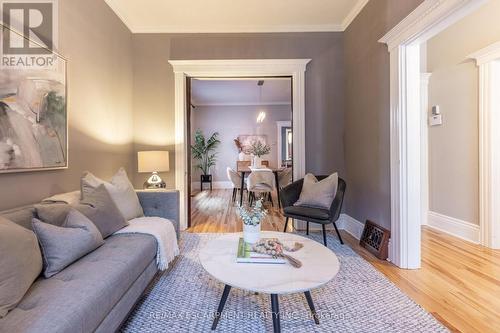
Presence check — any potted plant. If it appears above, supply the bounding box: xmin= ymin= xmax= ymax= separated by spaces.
xmin=249 ymin=140 xmax=271 ymax=168
xmin=191 ymin=130 xmax=221 ymax=189
xmin=239 ymin=199 xmax=267 ymax=243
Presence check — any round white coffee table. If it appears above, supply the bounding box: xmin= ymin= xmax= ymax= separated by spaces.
xmin=199 ymin=231 xmax=340 ymax=332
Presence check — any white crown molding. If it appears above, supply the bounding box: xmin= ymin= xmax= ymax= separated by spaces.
xmin=379 ymin=0 xmax=487 ymax=50
xmin=105 ymin=0 xmax=367 ymax=33
xmin=341 ymin=0 xmax=370 ymax=30
xmin=427 ymin=211 xmax=479 ymax=243
xmin=104 ymin=0 xmax=134 ymax=33
xmin=192 ymin=102 xmax=291 ymax=107
xmin=468 ymin=40 xmax=500 ymax=65
xmin=131 ymin=24 xmax=344 ymax=34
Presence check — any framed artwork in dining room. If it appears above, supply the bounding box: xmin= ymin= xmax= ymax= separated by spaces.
xmin=237 ymin=135 xmax=267 ymax=154
xmin=0 ymin=25 xmax=67 ymax=173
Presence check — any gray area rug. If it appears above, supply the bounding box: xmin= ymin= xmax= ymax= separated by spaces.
xmin=121 ymin=232 xmax=447 ymax=332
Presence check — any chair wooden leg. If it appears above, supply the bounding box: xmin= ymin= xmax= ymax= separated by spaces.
xmin=322 ymin=224 xmax=327 ymax=247
xmin=306 ymin=222 xmax=309 ymax=235
xmin=333 ymin=222 xmax=344 ymax=245
xmin=283 ymin=217 xmax=289 ymax=233
xmin=269 ymin=193 xmax=274 ymax=207
xmin=232 ymin=188 xmax=236 ymax=202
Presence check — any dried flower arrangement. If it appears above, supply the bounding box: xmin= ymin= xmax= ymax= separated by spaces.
xmin=239 ymin=199 xmax=267 ymax=226
xmin=249 ymin=140 xmax=271 ymax=157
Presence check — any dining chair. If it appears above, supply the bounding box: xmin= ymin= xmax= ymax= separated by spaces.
xmin=281 ymin=176 xmax=346 ymax=247
xmin=277 ymin=167 xmax=293 ymax=190
xmin=226 ymin=167 xmax=245 ymax=203
xmin=247 ymin=169 xmax=275 ymax=206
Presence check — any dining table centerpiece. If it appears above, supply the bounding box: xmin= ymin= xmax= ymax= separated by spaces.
xmin=249 ymin=141 xmax=271 ymax=168
xmin=239 ymin=198 xmax=267 ymax=244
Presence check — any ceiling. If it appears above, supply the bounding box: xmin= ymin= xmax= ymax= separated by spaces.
xmin=104 ymin=0 xmax=369 ymax=33
xmin=191 ymin=78 xmax=291 ymax=107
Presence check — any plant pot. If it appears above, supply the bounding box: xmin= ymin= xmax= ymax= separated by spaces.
xmin=201 ymin=174 xmax=212 ymax=182
xmin=243 ymin=223 xmax=261 ymax=244
xmin=252 ymin=156 xmax=262 ymax=168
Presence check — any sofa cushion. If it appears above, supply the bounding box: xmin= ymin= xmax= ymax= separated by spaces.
xmin=0 ymin=206 xmax=36 ymax=230
xmin=36 ymin=185 xmax=128 ymax=238
xmin=284 ymin=206 xmax=331 ymax=221
xmin=0 ymin=217 xmax=42 ymax=318
xmin=32 ymin=210 xmax=105 ymax=278
xmin=0 ymin=233 xmax=157 ymax=333
xmin=81 ymin=168 xmax=144 ymax=221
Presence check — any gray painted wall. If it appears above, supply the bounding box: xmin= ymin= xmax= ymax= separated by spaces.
xmin=131 ymin=32 xmax=346 ymax=189
xmin=0 ymin=0 xmax=134 ymax=210
xmin=344 ymin=0 xmax=424 ymax=229
xmin=190 ymin=105 xmax=292 ymax=183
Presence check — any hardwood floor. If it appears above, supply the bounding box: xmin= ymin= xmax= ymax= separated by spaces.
xmin=188 ymin=189 xmax=500 ymax=333
xmin=188 ymin=188 xmax=287 ymax=233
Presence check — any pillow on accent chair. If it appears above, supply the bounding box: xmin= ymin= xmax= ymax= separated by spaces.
xmin=294 ymin=173 xmax=338 ymax=210
xmin=0 ymin=217 xmax=42 ymax=318
xmin=81 ymin=167 xmax=144 ymax=220
xmin=36 ymin=184 xmax=128 ymax=238
xmin=32 ymin=209 xmax=104 ymax=278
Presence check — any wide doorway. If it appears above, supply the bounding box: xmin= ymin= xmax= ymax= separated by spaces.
xmin=187 ymin=77 xmax=293 ymax=232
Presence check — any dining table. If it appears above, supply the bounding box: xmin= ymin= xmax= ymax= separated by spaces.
xmin=236 ymin=165 xmax=284 ymax=208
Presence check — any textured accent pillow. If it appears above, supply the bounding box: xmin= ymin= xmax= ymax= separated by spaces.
xmin=36 ymin=185 xmax=128 ymax=238
xmin=32 ymin=209 xmax=104 ymax=278
xmin=0 ymin=217 xmax=42 ymax=318
xmin=81 ymin=168 xmax=144 ymax=221
xmin=294 ymin=173 xmax=338 ymax=210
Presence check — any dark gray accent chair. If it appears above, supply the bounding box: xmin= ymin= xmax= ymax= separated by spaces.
xmin=281 ymin=176 xmax=346 ymax=246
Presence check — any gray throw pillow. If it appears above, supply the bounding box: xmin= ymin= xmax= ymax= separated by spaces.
xmin=32 ymin=209 xmax=104 ymax=278
xmin=36 ymin=184 xmax=128 ymax=238
xmin=81 ymin=168 xmax=144 ymax=221
xmin=294 ymin=173 xmax=338 ymax=210
xmin=0 ymin=217 xmax=42 ymax=318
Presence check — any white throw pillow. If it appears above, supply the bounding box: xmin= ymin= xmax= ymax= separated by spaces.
xmin=81 ymin=168 xmax=144 ymax=220
xmin=294 ymin=173 xmax=338 ymax=210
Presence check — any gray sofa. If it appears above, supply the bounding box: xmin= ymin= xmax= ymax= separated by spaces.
xmin=0 ymin=190 xmax=179 ymax=333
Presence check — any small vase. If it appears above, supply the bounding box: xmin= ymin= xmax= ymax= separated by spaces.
xmin=253 ymin=156 xmax=262 ymax=168
xmin=243 ymin=223 xmax=261 ymax=244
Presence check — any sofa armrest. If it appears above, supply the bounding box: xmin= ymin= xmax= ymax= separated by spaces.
xmin=136 ymin=190 xmax=180 ymax=239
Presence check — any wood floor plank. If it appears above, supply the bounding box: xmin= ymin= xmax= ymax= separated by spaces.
xmin=187 ymin=189 xmax=500 ymax=333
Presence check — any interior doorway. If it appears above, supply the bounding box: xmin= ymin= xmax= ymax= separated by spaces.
xmin=379 ymin=0 xmax=489 ymax=268
xmin=186 ymin=77 xmax=293 ymax=231
xmin=169 ymin=59 xmax=310 ymax=231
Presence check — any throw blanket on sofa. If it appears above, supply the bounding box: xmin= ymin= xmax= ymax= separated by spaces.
xmin=114 ymin=217 xmax=179 ymax=270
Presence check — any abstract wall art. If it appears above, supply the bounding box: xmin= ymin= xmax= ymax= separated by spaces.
xmin=0 ymin=55 xmax=67 ymax=173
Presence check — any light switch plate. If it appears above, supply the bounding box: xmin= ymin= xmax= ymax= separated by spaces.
xmin=429 ymin=114 xmax=442 ymax=126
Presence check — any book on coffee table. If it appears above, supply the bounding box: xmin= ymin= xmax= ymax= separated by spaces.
xmin=236 ymin=238 xmax=286 ymax=264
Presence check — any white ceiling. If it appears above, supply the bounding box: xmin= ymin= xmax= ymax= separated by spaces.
xmin=104 ymin=0 xmax=369 ymax=33
xmin=191 ymin=78 xmax=291 ymax=106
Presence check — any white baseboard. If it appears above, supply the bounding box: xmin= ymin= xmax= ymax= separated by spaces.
xmin=338 ymin=214 xmax=364 ymax=240
xmin=427 ymin=211 xmax=479 ymax=244
xmin=191 ymin=181 xmax=233 ymax=191
xmin=294 ymin=214 xmax=364 ymax=240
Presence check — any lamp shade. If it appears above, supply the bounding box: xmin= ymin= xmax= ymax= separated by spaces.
xmin=138 ymin=151 xmax=170 ymax=173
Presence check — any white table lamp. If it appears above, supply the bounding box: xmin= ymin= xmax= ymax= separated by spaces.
xmin=138 ymin=151 xmax=170 ymax=189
